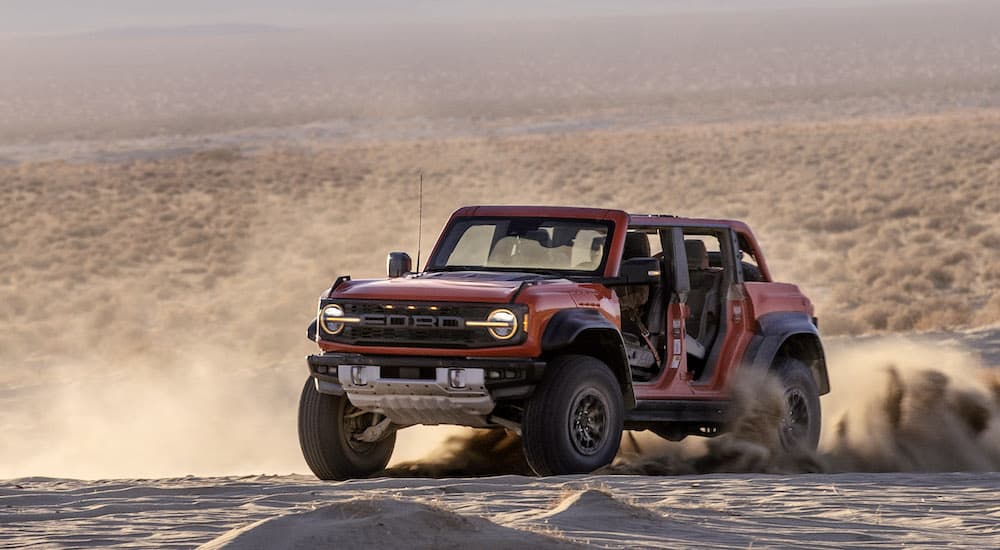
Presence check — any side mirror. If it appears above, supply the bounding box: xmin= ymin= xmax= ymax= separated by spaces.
xmin=618 ymin=257 xmax=661 ymax=284
xmin=387 ymin=252 xmax=413 ymax=278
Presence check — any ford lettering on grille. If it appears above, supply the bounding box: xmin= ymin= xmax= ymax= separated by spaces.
xmin=360 ymin=314 xmax=465 ymax=329
xmin=322 ymin=300 xmax=527 ymax=349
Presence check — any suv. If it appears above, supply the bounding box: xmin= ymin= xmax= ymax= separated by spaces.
xmin=299 ymin=205 xmax=828 ymax=479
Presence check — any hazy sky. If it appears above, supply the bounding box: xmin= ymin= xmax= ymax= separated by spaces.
xmin=0 ymin=0 xmax=926 ymax=34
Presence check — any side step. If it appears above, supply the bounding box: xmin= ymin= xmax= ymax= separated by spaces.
xmin=626 ymin=399 xmax=730 ymax=423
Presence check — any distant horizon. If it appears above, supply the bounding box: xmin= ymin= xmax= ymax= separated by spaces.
xmin=0 ymin=0 xmax=951 ymax=35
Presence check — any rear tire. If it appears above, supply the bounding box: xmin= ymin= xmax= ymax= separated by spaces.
xmin=522 ymin=355 xmax=624 ymax=475
xmin=298 ymin=378 xmax=395 ymax=480
xmin=772 ymin=357 xmax=822 ymax=451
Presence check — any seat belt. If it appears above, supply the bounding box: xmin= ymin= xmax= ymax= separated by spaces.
xmin=628 ymin=311 xmax=661 ymax=366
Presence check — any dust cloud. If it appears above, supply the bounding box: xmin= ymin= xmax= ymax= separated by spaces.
xmin=1 ymin=352 xmax=304 ymax=479
xmin=2 ymin=333 xmax=997 ymax=479
xmin=820 ymin=338 xmax=1000 ymax=472
xmin=386 ymin=427 xmax=533 ymax=477
xmin=396 ymin=338 xmax=999 ymax=477
xmin=1 ymin=343 xmax=511 ymax=479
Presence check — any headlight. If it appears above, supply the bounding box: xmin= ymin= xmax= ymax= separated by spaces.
xmin=321 ymin=304 xmax=346 ymax=335
xmin=469 ymin=308 xmax=518 ymax=340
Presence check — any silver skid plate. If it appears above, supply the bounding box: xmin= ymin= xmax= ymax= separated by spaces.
xmin=338 ymin=366 xmax=495 ymax=427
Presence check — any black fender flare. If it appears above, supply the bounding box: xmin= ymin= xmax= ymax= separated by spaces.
xmin=744 ymin=312 xmax=830 ymax=395
xmin=541 ymin=308 xmax=636 ymax=409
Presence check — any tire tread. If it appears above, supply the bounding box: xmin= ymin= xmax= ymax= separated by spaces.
xmin=522 ymin=355 xmax=624 ymax=475
xmin=297 ymin=378 xmax=395 ymax=480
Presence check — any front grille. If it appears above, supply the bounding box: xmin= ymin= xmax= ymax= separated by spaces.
xmin=351 ymin=326 xmax=493 ymax=347
xmin=322 ymin=300 xmax=526 ymax=349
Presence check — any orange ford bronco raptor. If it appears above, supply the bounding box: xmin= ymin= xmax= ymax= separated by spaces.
xmin=300 ymin=205 xmax=828 ymax=479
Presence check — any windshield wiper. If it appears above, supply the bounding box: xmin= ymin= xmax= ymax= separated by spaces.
xmin=425 ymin=265 xmax=568 ymax=278
xmin=524 ymin=269 xmax=567 ymax=278
xmin=424 ymin=265 xmax=484 ymax=272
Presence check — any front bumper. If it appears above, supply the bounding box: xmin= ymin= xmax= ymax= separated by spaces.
xmin=306 ymin=353 xmax=545 ymax=426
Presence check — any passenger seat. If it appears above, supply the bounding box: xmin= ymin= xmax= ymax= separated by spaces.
xmin=618 ymin=232 xmax=660 ymax=374
xmin=617 ymin=232 xmax=652 ymax=318
xmin=684 ymin=240 xmax=723 ymax=360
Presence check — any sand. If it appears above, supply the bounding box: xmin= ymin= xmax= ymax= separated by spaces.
xmin=2 ymin=473 xmax=997 ymax=549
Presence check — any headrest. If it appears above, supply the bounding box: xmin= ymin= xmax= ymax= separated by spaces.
xmin=685 ymin=240 xmax=709 ymax=270
xmin=550 ymin=226 xmax=577 ymax=248
xmin=488 ymin=235 xmax=550 ymax=266
xmin=521 ymin=229 xmax=550 ymax=247
xmin=623 ymin=232 xmax=651 ymax=260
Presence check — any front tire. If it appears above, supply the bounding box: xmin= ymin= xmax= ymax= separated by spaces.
xmin=522 ymin=355 xmax=624 ymax=475
xmin=772 ymin=357 xmax=822 ymax=451
xmin=298 ymin=378 xmax=395 ymax=480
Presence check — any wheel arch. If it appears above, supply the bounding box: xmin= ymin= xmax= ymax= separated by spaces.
xmin=745 ymin=312 xmax=830 ymax=395
xmin=541 ymin=308 xmax=637 ymax=409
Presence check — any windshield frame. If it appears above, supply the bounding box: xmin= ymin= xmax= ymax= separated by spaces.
xmin=425 ymin=216 xmax=616 ymax=278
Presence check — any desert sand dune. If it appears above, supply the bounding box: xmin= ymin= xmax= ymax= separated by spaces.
xmin=2 ymin=472 xmax=998 ymax=548
xmin=200 ymin=497 xmax=575 ymax=549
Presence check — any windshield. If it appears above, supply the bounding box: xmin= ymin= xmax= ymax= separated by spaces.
xmin=428 ymin=217 xmax=612 ymax=274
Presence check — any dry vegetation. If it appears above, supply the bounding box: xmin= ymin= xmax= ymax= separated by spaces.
xmin=2 ymin=110 xmax=998 ymax=377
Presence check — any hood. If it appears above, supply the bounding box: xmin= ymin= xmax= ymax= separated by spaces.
xmin=332 ymin=271 xmax=554 ymax=303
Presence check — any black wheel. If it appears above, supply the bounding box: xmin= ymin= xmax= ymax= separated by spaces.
xmin=522 ymin=355 xmax=624 ymax=475
xmin=772 ymin=357 xmax=821 ymax=451
xmin=298 ymin=378 xmax=395 ymax=480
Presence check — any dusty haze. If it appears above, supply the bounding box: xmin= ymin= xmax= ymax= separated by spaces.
xmin=1 ymin=0 xmax=999 ymax=481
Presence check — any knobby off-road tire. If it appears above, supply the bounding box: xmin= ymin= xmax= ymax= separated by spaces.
xmin=298 ymin=378 xmax=395 ymax=480
xmin=772 ymin=356 xmax=822 ymax=451
xmin=522 ymin=355 xmax=624 ymax=476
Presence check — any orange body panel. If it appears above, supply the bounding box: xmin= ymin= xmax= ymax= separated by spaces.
xmin=333 ymin=277 xmax=522 ymax=303
xmin=744 ymin=282 xmax=814 ymax=319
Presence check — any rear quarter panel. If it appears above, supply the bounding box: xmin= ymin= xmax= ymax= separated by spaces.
xmin=744 ymin=282 xmax=814 ymax=319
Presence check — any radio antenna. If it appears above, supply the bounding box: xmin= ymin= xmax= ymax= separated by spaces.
xmin=416 ymin=172 xmax=424 ymax=272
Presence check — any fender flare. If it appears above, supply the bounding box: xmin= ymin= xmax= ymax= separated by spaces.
xmin=541 ymin=308 xmax=636 ymax=409
xmin=745 ymin=312 xmax=830 ymax=395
